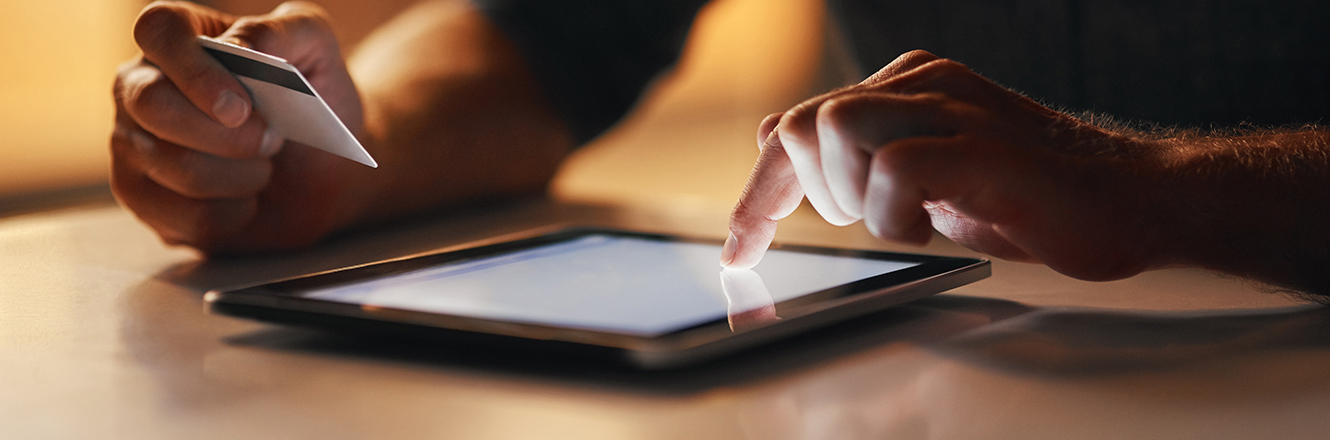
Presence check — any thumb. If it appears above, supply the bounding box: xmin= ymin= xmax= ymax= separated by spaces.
xmin=134 ymin=2 xmax=249 ymax=128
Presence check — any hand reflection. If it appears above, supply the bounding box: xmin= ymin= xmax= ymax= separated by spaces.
xmin=719 ymin=269 xmax=781 ymax=332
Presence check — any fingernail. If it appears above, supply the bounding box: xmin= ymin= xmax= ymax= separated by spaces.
xmin=213 ymin=90 xmax=249 ymax=128
xmin=129 ymin=131 xmax=155 ymax=153
xmin=259 ymin=128 xmax=283 ymax=157
xmin=719 ymin=233 xmax=738 ymax=267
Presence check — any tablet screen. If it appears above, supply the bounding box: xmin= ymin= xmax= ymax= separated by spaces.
xmin=303 ymin=234 xmax=918 ymax=336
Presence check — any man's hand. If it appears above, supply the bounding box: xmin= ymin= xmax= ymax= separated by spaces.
xmin=112 ymin=1 xmax=369 ymax=253
xmin=723 ymin=50 xmax=1177 ymax=282
xmin=112 ymin=0 xmax=574 ymax=255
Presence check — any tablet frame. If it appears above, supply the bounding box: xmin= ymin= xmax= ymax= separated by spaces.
xmin=205 ymin=228 xmax=990 ymax=369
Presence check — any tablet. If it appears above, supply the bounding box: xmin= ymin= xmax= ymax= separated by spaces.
xmin=205 ymin=228 xmax=989 ymax=369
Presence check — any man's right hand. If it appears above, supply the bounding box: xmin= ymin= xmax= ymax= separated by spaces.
xmin=111 ymin=1 xmax=372 ymax=253
xmin=722 ymin=51 xmax=1180 ymax=282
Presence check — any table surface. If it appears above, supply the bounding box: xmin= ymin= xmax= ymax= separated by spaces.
xmin=17 ymin=1 xmax=1327 ymax=437
xmin=4 ymin=194 xmax=1330 ymax=440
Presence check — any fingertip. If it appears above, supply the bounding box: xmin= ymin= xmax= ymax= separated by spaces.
xmin=721 ymin=252 xmax=760 ymax=270
xmin=720 ymin=229 xmax=772 ymax=270
xmin=258 ymin=128 xmax=283 ymax=157
xmin=719 ymin=233 xmax=738 ymax=267
xmin=723 ymin=248 xmax=763 ymax=270
xmin=722 ymin=261 xmax=758 ymax=270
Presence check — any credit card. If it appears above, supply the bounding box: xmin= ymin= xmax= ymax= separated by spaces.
xmin=197 ymin=36 xmax=377 ymax=168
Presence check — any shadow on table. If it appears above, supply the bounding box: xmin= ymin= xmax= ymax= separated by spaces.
xmin=929 ymin=302 xmax=1330 ymax=376
xmin=218 ymin=293 xmax=1031 ymax=394
xmin=214 ymin=294 xmax=1330 ymax=393
xmin=139 ymin=196 xmax=1025 ymax=394
xmin=130 ymin=196 xmax=1330 ymax=395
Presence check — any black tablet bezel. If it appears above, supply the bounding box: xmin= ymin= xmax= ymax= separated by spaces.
xmin=205 ymin=228 xmax=989 ymax=368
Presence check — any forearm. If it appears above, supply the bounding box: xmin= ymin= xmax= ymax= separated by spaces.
xmin=343 ymin=0 xmax=574 ymax=225
xmin=1152 ymin=128 xmax=1330 ymax=296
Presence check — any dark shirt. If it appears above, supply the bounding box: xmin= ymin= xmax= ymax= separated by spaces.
xmin=478 ymin=0 xmax=1330 ymax=143
xmin=474 ymin=0 xmax=708 ymax=143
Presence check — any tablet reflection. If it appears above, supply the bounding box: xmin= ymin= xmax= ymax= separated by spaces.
xmin=718 ymin=269 xmax=781 ymax=332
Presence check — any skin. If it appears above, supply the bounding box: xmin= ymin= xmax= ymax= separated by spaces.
xmin=723 ymin=50 xmax=1330 ymax=297
xmin=111 ymin=0 xmax=572 ymax=254
xmin=114 ymin=2 xmax=1330 ymax=295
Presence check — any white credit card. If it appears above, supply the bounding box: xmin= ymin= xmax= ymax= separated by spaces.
xmin=197 ymin=36 xmax=377 ymax=168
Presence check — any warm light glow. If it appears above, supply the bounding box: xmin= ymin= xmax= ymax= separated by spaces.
xmin=0 ymin=0 xmax=824 ymax=208
xmin=0 ymin=0 xmax=142 ymax=197
xmin=552 ymin=0 xmax=828 ymax=211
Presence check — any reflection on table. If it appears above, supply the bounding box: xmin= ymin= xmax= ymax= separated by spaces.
xmin=4 ymin=199 xmax=1330 ymax=439
xmin=719 ymin=268 xmax=780 ymax=332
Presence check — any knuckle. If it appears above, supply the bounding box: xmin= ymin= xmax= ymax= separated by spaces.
xmin=785 ymin=97 xmax=823 ymax=122
xmin=816 ymin=96 xmax=885 ymax=148
xmin=134 ymin=2 xmax=191 ymax=51
xmin=729 ymin=198 xmax=776 ymax=234
xmin=124 ymin=71 xmax=177 ymax=122
xmin=229 ymin=16 xmax=278 ymax=47
xmin=109 ymin=126 xmax=137 ymax=156
xmin=864 ymin=50 xmax=942 ymax=85
xmin=814 ymin=98 xmax=859 ymax=144
xmin=777 ymin=109 xmax=819 ymax=152
xmin=729 ymin=197 xmax=757 ymax=225
xmin=278 ymin=1 xmax=334 ymax=30
xmin=288 ymin=14 xmax=337 ymax=49
xmin=114 ymin=58 xmax=143 ymax=83
xmin=165 ymin=169 xmax=220 ymax=199
xmin=921 ymin=58 xmax=972 ymax=76
xmin=234 ymin=2 xmax=335 ymax=50
xmin=816 ymin=96 xmax=864 ymax=129
xmin=908 ymin=91 xmax=951 ymax=106
xmin=873 ymin=143 xmax=919 ymax=177
xmin=278 ymin=1 xmax=331 ymax=17
xmin=288 ymin=15 xmax=328 ymax=36
xmin=899 ymin=49 xmax=939 ymax=63
xmin=114 ymin=60 xmax=151 ymax=105
xmin=873 ymin=50 xmax=940 ymax=76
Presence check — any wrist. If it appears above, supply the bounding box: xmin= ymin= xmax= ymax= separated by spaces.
xmin=336 ymin=94 xmax=400 ymax=227
xmin=1145 ymin=131 xmax=1330 ymax=292
xmin=1097 ymin=134 xmax=1193 ymax=274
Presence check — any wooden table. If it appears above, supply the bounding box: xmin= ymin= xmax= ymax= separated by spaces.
xmin=4 ymin=192 xmax=1329 ymax=440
